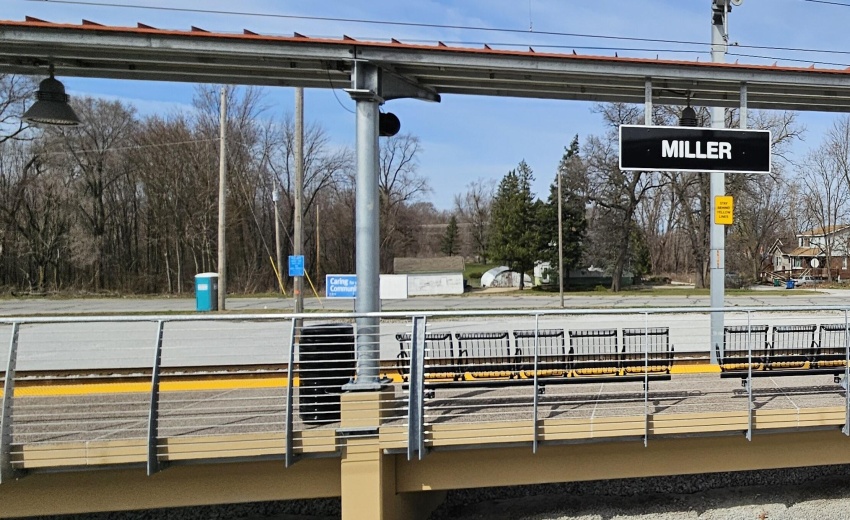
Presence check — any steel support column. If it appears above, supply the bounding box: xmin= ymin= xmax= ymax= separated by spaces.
xmin=345 ymin=61 xmax=383 ymax=391
xmin=709 ymin=1 xmax=729 ymax=364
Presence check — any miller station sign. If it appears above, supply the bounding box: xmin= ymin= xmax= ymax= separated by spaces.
xmin=619 ymin=125 xmax=771 ymax=174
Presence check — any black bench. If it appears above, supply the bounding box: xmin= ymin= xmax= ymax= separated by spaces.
xmin=513 ymin=329 xmax=567 ymax=378
xmin=717 ymin=324 xmax=845 ymax=381
xmin=621 ymin=327 xmax=674 ymax=376
xmin=399 ymin=327 xmax=673 ymax=390
xmin=395 ymin=332 xmax=460 ymax=382
xmin=816 ymin=323 xmax=850 ymax=369
xmin=455 ymin=331 xmax=515 ymax=380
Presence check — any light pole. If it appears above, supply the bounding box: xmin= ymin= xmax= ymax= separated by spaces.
xmin=218 ymin=86 xmax=227 ymax=312
xmin=709 ymin=0 xmax=735 ymax=362
xmin=293 ymin=87 xmax=304 ymax=316
xmin=557 ymin=169 xmax=564 ymax=308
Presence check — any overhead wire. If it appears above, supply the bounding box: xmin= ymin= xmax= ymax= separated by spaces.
xmin=24 ymin=0 xmax=850 ymax=60
xmin=802 ymin=0 xmax=850 ymax=6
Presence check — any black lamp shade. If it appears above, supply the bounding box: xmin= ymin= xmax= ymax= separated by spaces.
xmin=379 ymin=112 xmax=400 ymax=137
xmin=23 ymin=75 xmax=80 ymax=126
xmin=679 ymin=106 xmax=698 ymax=127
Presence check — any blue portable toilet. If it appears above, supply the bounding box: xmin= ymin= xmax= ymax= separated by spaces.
xmin=195 ymin=272 xmax=219 ymax=311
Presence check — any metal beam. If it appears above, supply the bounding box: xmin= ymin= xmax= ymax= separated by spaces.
xmin=5 ymin=21 xmax=850 ymax=112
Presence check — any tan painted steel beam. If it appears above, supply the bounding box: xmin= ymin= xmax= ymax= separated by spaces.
xmin=396 ymin=429 xmax=850 ymax=493
xmin=0 ymin=457 xmax=340 ymax=519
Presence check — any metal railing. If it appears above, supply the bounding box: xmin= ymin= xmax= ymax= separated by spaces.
xmin=0 ymin=305 xmax=849 ymax=482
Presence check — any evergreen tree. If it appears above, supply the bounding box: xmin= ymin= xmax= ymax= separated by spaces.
xmin=539 ymin=135 xmax=588 ymax=287
xmin=440 ymin=215 xmax=460 ymax=256
xmin=488 ymin=160 xmax=538 ymax=290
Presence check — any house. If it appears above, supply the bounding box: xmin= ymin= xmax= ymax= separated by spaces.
xmin=390 ymin=256 xmax=465 ymax=296
xmin=767 ymin=225 xmax=850 ymax=280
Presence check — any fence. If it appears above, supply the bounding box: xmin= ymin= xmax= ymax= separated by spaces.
xmin=1 ymin=305 xmax=850 ymax=482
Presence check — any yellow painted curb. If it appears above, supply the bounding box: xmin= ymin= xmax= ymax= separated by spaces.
xmin=671 ymin=364 xmax=721 ymax=374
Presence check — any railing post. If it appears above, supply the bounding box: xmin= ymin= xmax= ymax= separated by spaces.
xmin=147 ymin=320 xmax=165 ymax=476
xmin=532 ymin=315 xmax=540 ymax=454
xmin=643 ymin=313 xmax=650 ymax=448
xmin=746 ymin=312 xmax=753 ymax=442
xmin=408 ymin=316 xmax=426 ymax=461
xmin=285 ymin=317 xmax=299 ymax=467
xmin=841 ymin=309 xmax=850 ymax=436
xmin=1 ymin=322 xmax=20 ymax=484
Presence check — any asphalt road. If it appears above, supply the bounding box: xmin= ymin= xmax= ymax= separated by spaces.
xmin=0 ymin=286 xmax=849 ymax=315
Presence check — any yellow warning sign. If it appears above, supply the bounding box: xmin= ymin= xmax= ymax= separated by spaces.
xmin=715 ymin=195 xmax=734 ymax=225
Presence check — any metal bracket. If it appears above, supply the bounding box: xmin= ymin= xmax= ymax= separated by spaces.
xmin=346 ymin=60 xmax=440 ymax=104
xmin=407 ymin=316 xmax=427 ymax=461
xmin=146 ymin=320 xmax=166 ymax=476
xmin=1 ymin=323 xmax=20 ymax=484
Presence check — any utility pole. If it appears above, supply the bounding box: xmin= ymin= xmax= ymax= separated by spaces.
xmin=316 ymin=204 xmax=321 ymax=283
xmin=709 ymin=0 xmax=732 ymax=362
xmin=273 ymin=185 xmax=283 ymax=293
xmin=294 ymin=87 xmax=304 ymax=315
xmin=557 ymin=169 xmax=564 ymax=308
xmin=217 ymin=86 xmax=227 ymax=312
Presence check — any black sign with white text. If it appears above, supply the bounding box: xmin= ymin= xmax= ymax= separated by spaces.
xmin=619 ymin=125 xmax=771 ymax=174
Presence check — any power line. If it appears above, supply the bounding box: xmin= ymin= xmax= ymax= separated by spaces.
xmin=23 ymin=0 xmax=850 ymax=76
xmin=803 ymin=0 xmax=850 ymax=6
xmin=27 ymin=0 xmax=850 ymax=59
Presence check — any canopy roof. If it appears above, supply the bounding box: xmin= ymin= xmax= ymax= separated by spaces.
xmin=3 ymin=18 xmax=850 ymax=111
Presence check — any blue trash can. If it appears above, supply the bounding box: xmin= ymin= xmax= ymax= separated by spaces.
xmin=195 ymin=272 xmax=219 ymax=311
xmin=786 ymin=279 xmax=795 ymax=289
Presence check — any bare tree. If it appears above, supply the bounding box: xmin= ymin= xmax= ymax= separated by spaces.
xmin=795 ymin=115 xmax=850 ymax=280
xmin=583 ymin=103 xmax=664 ymax=291
xmin=454 ymin=178 xmax=495 ymax=262
xmin=0 ymin=74 xmax=36 ymax=143
xmin=378 ymin=133 xmax=430 ymax=271
xmin=43 ymin=97 xmax=137 ymax=291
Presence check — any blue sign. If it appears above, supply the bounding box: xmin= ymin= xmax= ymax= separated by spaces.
xmin=326 ymin=274 xmax=357 ymax=299
xmin=288 ymin=255 xmax=304 ymax=277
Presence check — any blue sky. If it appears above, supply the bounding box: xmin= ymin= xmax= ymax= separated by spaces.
xmin=5 ymin=0 xmax=849 ymax=208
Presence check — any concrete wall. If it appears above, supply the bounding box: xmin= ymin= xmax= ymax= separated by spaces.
xmin=407 ymin=273 xmax=464 ymax=296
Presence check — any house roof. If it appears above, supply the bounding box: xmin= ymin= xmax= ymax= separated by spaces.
xmin=788 ymin=247 xmax=822 ymax=257
xmin=393 ymin=257 xmax=465 ymax=274
xmin=797 ymin=224 xmax=850 ymax=237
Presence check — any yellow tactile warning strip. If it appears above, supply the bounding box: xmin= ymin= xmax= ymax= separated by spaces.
xmin=5 ymin=377 xmax=293 ymax=397
xmin=1 ymin=364 xmax=720 ymax=397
